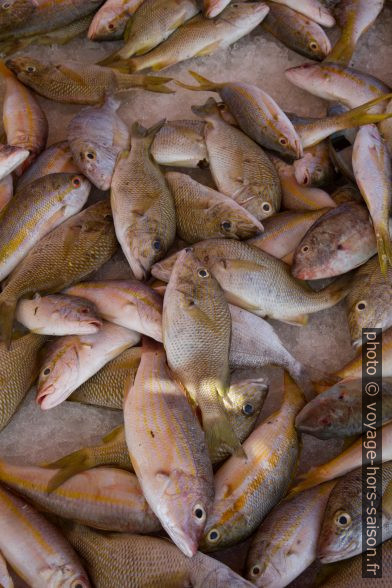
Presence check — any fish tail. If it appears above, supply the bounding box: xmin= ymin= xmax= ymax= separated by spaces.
xmin=326 ymin=37 xmax=356 ymax=66
xmin=375 ymin=225 xmax=392 ymax=277
xmin=203 ymin=404 xmax=246 ymax=459
xmin=288 ymin=465 xmax=327 ymax=496
xmin=0 ymin=296 xmax=17 ymax=349
xmin=43 ymin=449 xmax=93 ymax=492
xmin=191 ymin=97 xmax=220 ymax=118
xmin=115 ymin=71 xmax=174 ymax=94
xmin=131 ymin=119 xmax=166 ymax=144
xmin=175 ymin=70 xmax=220 ymax=92
xmin=336 ymin=93 xmax=392 ymax=128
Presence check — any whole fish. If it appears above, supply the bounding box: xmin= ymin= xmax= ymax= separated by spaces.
xmin=346 ymin=256 xmax=392 ymax=346
xmin=201 ymin=373 xmax=304 ymax=552
xmin=203 ymin=0 xmax=230 ymax=18
xmin=151 ymin=119 xmax=208 ymax=168
xmin=37 ymin=321 xmax=141 ymax=410
xmin=270 ymin=0 xmax=335 ymax=27
xmin=88 ymin=0 xmax=143 ymax=41
xmin=63 ymin=524 xmax=254 ymax=587
xmin=245 ymin=481 xmax=335 ymax=587
xmin=352 ymin=124 xmax=392 ymax=276
xmin=166 ymin=171 xmax=264 ymax=242
xmin=0 ymin=60 xmax=47 ymax=173
xmin=68 ymin=97 xmax=129 ymax=190
xmin=0 ymin=333 xmax=45 ymax=432
xmin=296 ymin=378 xmax=392 ymax=439
xmin=124 ymin=338 xmax=214 ymax=557
xmin=5 ymin=57 xmax=173 ymax=105
xmin=0 ymin=0 xmax=37 ymax=31
xmin=291 ymin=202 xmax=377 ymax=280
xmin=0 ymin=144 xmax=29 ymax=180
xmin=179 ymin=71 xmax=303 ymax=159
xmin=317 ymin=462 xmax=392 ymax=562
xmin=17 ymin=140 xmax=78 ymax=190
xmin=0 ymin=200 xmax=118 ymax=347
xmin=0 ymin=485 xmax=90 ymax=588
xmin=0 ymin=550 xmax=12 ymax=588
xmin=70 ymin=347 xmax=141 ymax=409
xmin=163 ymin=248 xmax=241 ymax=458
xmin=328 ymin=0 xmax=385 ymax=65
xmin=191 ymin=98 xmax=281 ymax=221
xmin=293 ymin=142 xmax=335 ymax=187
xmin=0 ymin=172 xmax=90 ymax=282
xmin=249 ymin=209 xmax=330 ymax=263
xmin=0 ymin=460 xmax=160 ymax=534
xmin=16 ymin=293 xmax=102 ymax=336
xmin=65 ymin=280 xmax=163 ymax=342
xmin=111 ymin=121 xmax=176 ymax=280
xmin=0 ymin=175 xmax=13 ymax=212
xmin=262 ymin=1 xmax=331 ymax=61
xmin=123 ymin=3 xmax=270 ymax=72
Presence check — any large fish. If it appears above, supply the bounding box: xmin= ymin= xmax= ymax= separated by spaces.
xmin=17 ymin=140 xmax=78 ymax=190
xmin=88 ymin=0 xmax=143 ymax=41
xmin=151 ymin=119 xmax=208 ymax=168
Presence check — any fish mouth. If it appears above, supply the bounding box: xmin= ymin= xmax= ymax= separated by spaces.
xmin=167 ymin=527 xmax=199 ymax=558
xmin=129 ymin=256 xmax=148 ymax=281
xmin=36 ymin=384 xmax=55 ymax=408
xmin=318 ymin=540 xmax=358 ymax=563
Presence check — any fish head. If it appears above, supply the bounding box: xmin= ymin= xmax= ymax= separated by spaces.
xmin=0 ymin=0 xmax=36 ymax=30
xmin=88 ymin=9 xmax=125 ymax=41
xmin=127 ymin=223 xmax=171 ymax=281
xmin=71 ymin=141 xmax=114 ymax=191
xmin=210 ymin=202 xmax=264 ymax=240
xmin=53 ymin=173 xmax=91 ymax=210
xmin=291 ymin=229 xmax=337 ymax=280
xmin=151 ymin=251 xmax=179 ymax=282
xmin=201 ymin=565 xmax=254 ymax=587
xmin=245 ymin=538 xmax=284 ymax=587
xmin=5 ymin=56 xmax=52 ymax=85
xmin=43 ymin=563 xmax=90 ymax=587
xmin=285 ymin=63 xmax=326 ymax=94
xmin=293 ymin=152 xmax=326 ymax=186
xmin=347 ymin=293 xmax=382 ymax=348
xmin=48 ymin=295 xmax=102 ymax=334
xmin=305 ymin=30 xmax=332 ymax=61
xmin=225 ymin=377 xmax=268 ymax=437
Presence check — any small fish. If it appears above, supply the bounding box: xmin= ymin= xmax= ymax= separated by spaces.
xmin=124 ymin=338 xmax=214 ymax=557
xmin=0 ymin=173 xmax=90 ymax=282
xmin=166 ymin=171 xmax=264 ymax=243
xmin=0 ymin=485 xmax=90 ymax=588
xmin=16 ymin=293 xmax=102 ymax=336
xmin=178 ymin=70 xmax=303 ymax=159
xmin=65 ymin=280 xmax=163 ymax=342
xmin=201 ymin=373 xmax=305 ymax=552
xmin=17 ymin=140 xmax=78 ymax=190
xmin=151 ymin=119 xmax=208 ymax=168
xmin=5 ymin=57 xmax=173 ymax=105
xmin=0 ymin=175 xmax=13 ymax=213
xmin=88 ymin=0 xmax=143 ymax=41
xmin=163 ymin=247 xmax=242 ymax=458
xmin=0 ymin=144 xmax=29 ymax=180
xmin=328 ymin=0 xmax=385 ymax=65
xmin=0 ymin=549 xmax=13 ymax=588
xmin=191 ymin=97 xmax=281 ymax=221
xmin=346 ymin=256 xmax=392 ymax=346
xmin=63 ymin=524 xmax=254 ymax=587
xmin=269 ymin=0 xmax=335 ymax=27
xmin=122 ymin=3 xmax=270 ymax=72
xmin=292 ymin=202 xmax=377 ymax=280
xmin=262 ymin=1 xmax=331 ymax=61
xmin=245 ymin=481 xmax=335 ymax=587
xmin=0 ymin=0 xmax=37 ymax=31
xmin=0 ymin=200 xmax=118 ymax=347
xmin=37 ymin=321 xmax=141 ymax=410
xmin=293 ymin=142 xmax=335 ymax=187
xmin=202 ymin=0 xmax=230 ymax=18
xmin=296 ymin=378 xmax=392 ymax=439
xmin=68 ymin=97 xmax=129 ymax=190
xmin=111 ymin=121 xmax=176 ymax=280
xmin=317 ymin=462 xmax=392 ymax=563
xmin=352 ymin=124 xmax=392 ymax=276
xmin=0 ymin=460 xmax=160 ymax=534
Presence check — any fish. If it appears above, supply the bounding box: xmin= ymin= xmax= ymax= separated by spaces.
xmin=36 ymin=321 xmax=141 ymax=410
xmin=346 ymin=256 xmax=392 ymax=346
xmin=150 ymin=119 xmax=208 ymax=168
xmin=124 ymin=338 xmax=214 ymax=557
xmin=63 ymin=524 xmax=254 ymax=587
xmin=111 ymin=121 xmax=176 ymax=280
xmin=0 ymin=0 xmax=37 ymax=31
xmin=101 ymin=0 xmax=200 ymax=63
xmin=317 ymin=462 xmax=392 ymax=563
xmin=17 ymin=140 xmax=78 ymax=190
xmin=293 ymin=142 xmax=335 ymax=187
xmin=68 ymin=97 xmax=129 ymax=190
xmin=0 ymin=172 xmax=90 ymax=282
xmin=262 ymin=1 xmax=331 ymax=61
xmin=328 ymin=0 xmax=385 ymax=65
xmin=0 ymin=485 xmax=90 ymax=588
xmin=269 ymin=0 xmax=335 ymax=27
xmin=0 ymin=199 xmax=118 ymax=347
xmin=166 ymin=171 xmax=264 ymax=243
xmin=0 ymin=333 xmax=45 ymax=432
xmin=0 ymin=175 xmax=13 ymax=213
xmin=191 ymin=98 xmax=282 ymax=221
xmin=0 ymin=144 xmax=29 ymax=180
xmin=5 ymin=57 xmax=173 ymax=105
xmin=88 ymin=0 xmax=143 ymax=41
xmin=178 ymin=71 xmax=303 ymax=159
xmin=285 ymin=62 xmax=390 ymax=112
xmin=0 ymin=549 xmax=13 ymax=588
xmin=163 ymin=248 xmax=241 ymax=458
xmin=380 ymin=97 xmax=392 ymax=152
xmin=65 ymin=279 xmax=163 ymax=342
xmin=0 ymin=60 xmax=47 ymax=173
xmin=329 ymin=138 xmax=355 ymax=182
xmin=245 ymin=481 xmax=335 ymax=587
xmin=122 ymin=3 xmax=270 ymax=72
xmin=249 ymin=209 xmax=330 ymax=263
xmin=16 ymin=293 xmax=102 ymax=336
xmin=201 ymin=373 xmax=305 ymax=552
xmin=296 ymin=378 xmax=392 ymax=440
xmin=291 ymin=202 xmax=377 ymax=280
xmin=69 ymin=347 xmax=141 ymax=409
xmin=202 ymin=0 xmax=230 ymax=19
xmin=0 ymin=460 xmax=160 ymax=534
xmin=352 ymin=124 xmax=392 ymax=276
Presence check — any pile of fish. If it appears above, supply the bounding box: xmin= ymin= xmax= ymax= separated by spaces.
xmin=0 ymin=0 xmax=392 ymax=586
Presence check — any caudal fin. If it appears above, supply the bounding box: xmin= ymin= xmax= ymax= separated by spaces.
xmin=333 ymin=93 xmax=392 ymax=130
xmin=43 ymin=449 xmax=93 ymax=492
xmin=203 ymin=404 xmax=246 ymax=459
xmin=175 ymin=70 xmax=220 ymax=92
xmin=325 ymin=38 xmax=356 ymax=66
xmin=0 ymin=296 xmax=17 ymax=349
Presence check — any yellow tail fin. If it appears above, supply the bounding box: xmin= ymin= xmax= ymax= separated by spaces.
xmin=43 ymin=449 xmax=93 ymax=492
xmin=175 ymin=70 xmax=221 ymax=92
xmin=335 ymin=93 xmax=392 ymax=129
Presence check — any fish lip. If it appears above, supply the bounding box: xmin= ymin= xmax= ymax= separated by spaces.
xmin=36 ymin=384 xmax=55 ymax=408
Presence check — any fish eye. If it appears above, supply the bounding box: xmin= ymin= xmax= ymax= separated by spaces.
xmin=335 ymin=511 xmax=351 ymax=528
xmin=309 ymin=41 xmax=319 ymax=51
xmin=43 ymin=368 xmax=51 ymax=376
xmin=26 ymin=65 xmax=36 ymax=73
xmin=262 ymin=202 xmax=271 ymax=212
xmin=301 ymin=245 xmax=310 ymax=253
xmin=279 ymin=137 xmax=288 ymax=146
xmin=250 ymin=565 xmax=261 ymax=576
xmin=72 ymin=176 xmax=82 ymax=188
xmin=193 ymin=504 xmax=206 ymax=521
xmin=108 ymin=23 xmax=115 ymax=30
xmin=356 ymin=301 xmax=367 ymax=311
xmin=2 ymin=2 xmax=11 ymax=9
xmin=242 ymin=402 xmax=254 ymax=415
xmin=207 ymin=528 xmax=220 ymax=543
xmin=185 ymin=247 xmax=193 ymax=253
xmin=85 ymin=151 xmax=95 ymax=160
xmin=152 ymin=239 xmax=161 ymax=251
xmin=221 ymin=220 xmax=232 ymax=231
xmin=197 ymin=268 xmax=209 ymax=278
